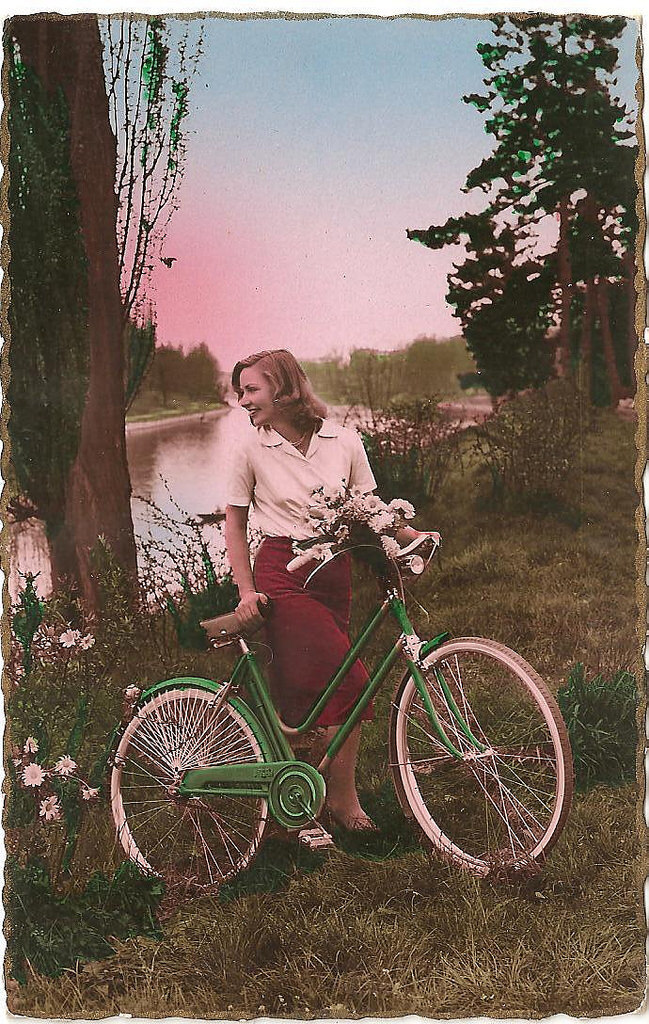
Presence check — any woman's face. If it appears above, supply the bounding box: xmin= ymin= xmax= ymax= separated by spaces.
xmin=238 ymin=365 xmax=276 ymax=427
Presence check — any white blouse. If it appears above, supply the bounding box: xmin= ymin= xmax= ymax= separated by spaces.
xmin=227 ymin=417 xmax=377 ymax=540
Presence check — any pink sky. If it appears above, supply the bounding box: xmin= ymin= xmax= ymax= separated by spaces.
xmin=146 ymin=16 xmax=639 ymax=372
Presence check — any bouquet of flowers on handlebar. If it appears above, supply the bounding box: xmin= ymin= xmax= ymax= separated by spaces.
xmin=287 ymin=484 xmax=437 ymax=574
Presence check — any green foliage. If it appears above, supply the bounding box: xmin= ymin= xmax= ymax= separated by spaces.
xmin=166 ymin=543 xmax=239 ymax=650
xmin=302 ymin=336 xmax=476 ymax=405
xmin=360 ymin=397 xmax=463 ymax=507
xmin=11 ymin=573 xmax=45 ymax=674
xmin=5 ymin=857 xmax=163 ymax=984
xmin=125 ymin=318 xmax=156 ymax=410
xmin=58 ymin=695 xmax=90 ymax=872
xmin=6 ymin=46 xmax=90 ymax=526
xmin=5 ymin=758 xmax=35 ymax=828
xmin=128 ymin=341 xmax=224 ymax=416
xmin=408 ymin=15 xmax=637 ymax=401
xmin=102 ymin=16 xmax=202 ymax=320
xmin=558 ymin=663 xmax=637 ymax=790
xmin=473 ymin=379 xmax=585 ymax=505
xmin=412 ymin=217 xmax=557 ymax=397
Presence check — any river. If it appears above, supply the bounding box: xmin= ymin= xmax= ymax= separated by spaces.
xmin=7 ymin=397 xmax=492 ymax=601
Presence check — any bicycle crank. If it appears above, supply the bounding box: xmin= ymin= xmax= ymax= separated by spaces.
xmin=268 ymin=763 xmax=326 ymax=830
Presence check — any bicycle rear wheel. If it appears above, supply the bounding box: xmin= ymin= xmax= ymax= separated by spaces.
xmin=111 ymin=687 xmax=268 ymax=894
xmin=389 ymin=638 xmax=573 ymax=877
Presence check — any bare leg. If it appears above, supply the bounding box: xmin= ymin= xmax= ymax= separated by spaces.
xmin=319 ymin=724 xmax=374 ymax=827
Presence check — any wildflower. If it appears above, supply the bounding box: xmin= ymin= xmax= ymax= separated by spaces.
xmin=22 ymin=762 xmax=45 ymax=787
xmin=368 ymin=512 xmax=394 ymax=534
xmin=387 ymin=498 xmax=416 ymax=519
xmin=23 ymin=736 xmax=39 ymax=754
xmin=54 ymin=754 xmax=77 ymax=777
xmin=81 ymin=785 xmax=100 ymax=801
xmin=38 ymin=625 xmax=59 ymax=641
xmin=39 ymin=795 xmax=62 ymax=821
xmin=125 ymin=685 xmax=141 ymax=701
xmin=363 ymin=494 xmax=384 ymax=512
xmin=381 ymin=536 xmax=402 ymax=559
xmin=79 ymin=633 xmax=95 ymax=650
xmin=59 ymin=628 xmax=82 ymax=648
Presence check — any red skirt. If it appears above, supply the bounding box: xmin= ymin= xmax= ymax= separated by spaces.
xmin=253 ymin=536 xmax=374 ymax=727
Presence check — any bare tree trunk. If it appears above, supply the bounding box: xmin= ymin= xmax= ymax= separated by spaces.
xmin=596 ymin=277 xmax=627 ymax=406
xmin=11 ymin=15 xmax=138 ymax=608
xmin=624 ymin=248 xmax=637 ymax=388
xmin=556 ymin=196 xmax=573 ymax=378
xmin=579 ymin=280 xmax=595 ymax=400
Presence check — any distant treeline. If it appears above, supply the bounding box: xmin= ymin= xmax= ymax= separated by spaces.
xmin=129 ymin=342 xmax=224 ymax=416
xmin=302 ymin=336 xmax=478 ymax=406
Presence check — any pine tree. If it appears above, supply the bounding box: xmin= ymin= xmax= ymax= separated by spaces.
xmin=409 ymin=14 xmax=638 ymax=403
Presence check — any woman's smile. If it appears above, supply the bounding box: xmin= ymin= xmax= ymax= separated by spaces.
xmin=238 ymin=366 xmax=276 ymax=425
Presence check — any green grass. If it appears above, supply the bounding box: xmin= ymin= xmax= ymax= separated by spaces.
xmin=8 ymin=410 xmax=645 ymax=1018
xmin=126 ymin=399 xmax=225 ymax=423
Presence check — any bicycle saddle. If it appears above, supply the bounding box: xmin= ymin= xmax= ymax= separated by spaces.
xmin=200 ymin=596 xmax=272 ymax=645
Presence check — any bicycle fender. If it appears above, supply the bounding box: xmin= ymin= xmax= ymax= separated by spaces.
xmin=418 ymin=632 xmax=452 ymax=661
xmin=130 ymin=676 xmax=275 ymax=762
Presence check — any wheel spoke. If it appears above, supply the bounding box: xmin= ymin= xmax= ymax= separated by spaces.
xmin=112 ymin=688 xmax=268 ymax=892
xmin=390 ymin=641 xmax=572 ymax=875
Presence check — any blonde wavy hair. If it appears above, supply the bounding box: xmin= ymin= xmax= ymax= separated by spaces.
xmin=231 ymin=349 xmax=327 ymax=431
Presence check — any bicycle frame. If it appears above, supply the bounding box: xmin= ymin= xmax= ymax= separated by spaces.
xmin=178 ymin=586 xmax=485 ymax=803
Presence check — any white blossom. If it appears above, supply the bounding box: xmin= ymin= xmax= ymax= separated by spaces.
xmin=381 ymin=536 xmax=402 ymax=559
xmin=39 ymin=795 xmax=62 ymax=821
xmin=54 ymin=755 xmax=78 ymax=777
xmin=22 ymin=763 xmax=45 ymax=787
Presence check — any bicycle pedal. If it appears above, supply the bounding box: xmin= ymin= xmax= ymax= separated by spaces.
xmin=297 ymin=824 xmax=335 ymax=850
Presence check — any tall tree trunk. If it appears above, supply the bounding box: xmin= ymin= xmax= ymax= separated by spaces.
xmin=556 ymin=196 xmax=573 ymax=378
xmin=596 ymin=276 xmax=626 ymax=406
xmin=624 ymin=247 xmax=637 ymax=389
xmin=10 ymin=15 xmax=137 ymax=609
xmin=579 ymin=280 xmax=595 ymax=400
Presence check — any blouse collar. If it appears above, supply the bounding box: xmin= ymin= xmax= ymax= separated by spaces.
xmin=260 ymin=417 xmax=341 ymax=447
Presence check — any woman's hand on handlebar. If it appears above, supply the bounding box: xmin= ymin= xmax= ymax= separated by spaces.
xmin=236 ymin=590 xmax=270 ymax=627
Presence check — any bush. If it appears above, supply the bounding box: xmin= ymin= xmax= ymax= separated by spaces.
xmin=135 ymin=493 xmax=239 ymax=650
xmin=557 ymin=663 xmax=638 ymax=790
xmin=5 ymin=857 xmax=163 ymax=984
xmin=358 ymin=396 xmax=463 ymax=507
xmin=472 ymin=379 xmax=588 ymax=506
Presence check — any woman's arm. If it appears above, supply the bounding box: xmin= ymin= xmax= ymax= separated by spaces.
xmin=225 ymin=504 xmax=268 ymax=624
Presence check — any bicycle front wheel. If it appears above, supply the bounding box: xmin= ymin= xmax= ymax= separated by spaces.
xmin=111 ymin=687 xmax=268 ymax=894
xmin=389 ymin=638 xmax=573 ymax=877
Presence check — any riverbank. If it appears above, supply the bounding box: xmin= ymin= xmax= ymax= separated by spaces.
xmin=125 ymin=404 xmax=231 ymax=434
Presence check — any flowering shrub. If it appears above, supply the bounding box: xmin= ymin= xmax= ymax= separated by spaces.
xmin=8 ymin=575 xmax=96 ymax=690
xmin=287 ymin=485 xmax=416 ymax=571
xmin=472 ymin=379 xmax=586 ymax=506
xmin=134 ymin=492 xmax=242 ymax=650
xmin=12 ymin=733 xmax=100 ymax=829
xmin=351 ymin=397 xmax=463 ymax=507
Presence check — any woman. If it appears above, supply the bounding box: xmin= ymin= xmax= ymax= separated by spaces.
xmin=225 ymin=349 xmax=419 ymax=830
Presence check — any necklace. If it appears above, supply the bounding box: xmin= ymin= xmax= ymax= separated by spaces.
xmin=292 ymin=428 xmax=311 ymax=453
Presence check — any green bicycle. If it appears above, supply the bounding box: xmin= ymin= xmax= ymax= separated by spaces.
xmin=110 ymin=533 xmax=573 ymax=893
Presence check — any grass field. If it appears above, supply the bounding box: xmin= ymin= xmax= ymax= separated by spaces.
xmin=8 ymin=410 xmax=645 ymax=1019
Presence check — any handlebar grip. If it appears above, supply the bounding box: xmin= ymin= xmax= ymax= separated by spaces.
xmin=258 ymin=594 xmax=273 ymax=618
